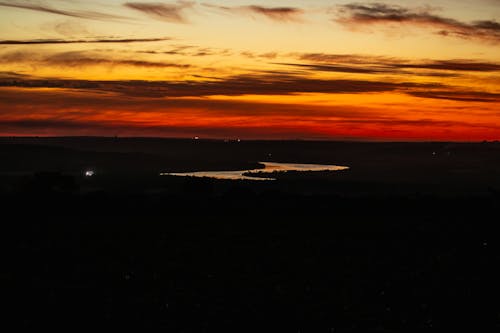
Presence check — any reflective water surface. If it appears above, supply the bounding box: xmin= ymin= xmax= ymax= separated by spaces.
xmin=160 ymin=162 xmax=349 ymax=181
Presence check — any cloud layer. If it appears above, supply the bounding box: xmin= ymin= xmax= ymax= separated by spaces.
xmin=288 ymin=54 xmax=500 ymax=75
xmin=0 ymin=37 xmax=171 ymax=45
xmin=203 ymin=3 xmax=304 ymax=22
xmin=1 ymin=86 xmax=498 ymax=140
xmin=336 ymin=2 xmax=500 ymax=43
xmin=0 ymin=0 xmax=127 ymax=21
xmin=2 ymin=71 xmax=498 ymax=103
xmin=1 ymin=1 xmax=499 ymax=140
xmin=124 ymin=1 xmax=194 ymax=23
xmin=0 ymin=50 xmax=190 ymax=69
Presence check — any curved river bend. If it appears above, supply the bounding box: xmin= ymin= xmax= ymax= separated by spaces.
xmin=160 ymin=162 xmax=349 ymax=181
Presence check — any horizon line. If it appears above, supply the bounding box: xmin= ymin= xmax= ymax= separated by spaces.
xmin=0 ymin=135 xmax=497 ymax=144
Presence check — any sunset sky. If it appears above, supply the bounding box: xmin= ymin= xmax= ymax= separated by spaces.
xmin=1 ymin=0 xmax=499 ymax=140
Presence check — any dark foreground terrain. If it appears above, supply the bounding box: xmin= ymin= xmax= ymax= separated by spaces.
xmin=2 ymin=137 xmax=500 ymax=331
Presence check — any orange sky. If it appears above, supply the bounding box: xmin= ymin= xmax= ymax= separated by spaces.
xmin=0 ymin=0 xmax=499 ymax=140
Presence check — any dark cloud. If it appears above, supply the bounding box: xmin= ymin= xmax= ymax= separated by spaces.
xmin=0 ymin=37 xmax=171 ymax=45
xmin=240 ymin=51 xmax=279 ymax=59
xmin=47 ymin=54 xmax=191 ymax=68
xmin=296 ymin=53 xmax=500 ymax=73
xmin=1 ymin=71 xmax=496 ymax=104
xmin=0 ymin=71 xmax=32 ymax=79
xmin=274 ymin=62 xmax=388 ymax=74
xmin=124 ymin=1 xmax=194 ymax=23
xmin=0 ymin=50 xmax=190 ymax=69
xmin=0 ymin=1 xmax=127 ymax=21
xmin=0 ymin=72 xmax=440 ymax=98
xmin=244 ymin=5 xmax=304 ymax=22
xmin=173 ymin=75 xmax=416 ymax=96
xmin=336 ymin=3 xmax=500 ymax=43
xmin=397 ymin=60 xmax=500 ymax=72
xmin=408 ymin=90 xmax=500 ymax=103
xmin=135 ymin=45 xmax=197 ymax=56
xmin=298 ymin=53 xmax=391 ymax=64
xmin=204 ymin=3 xmax=304 ymax=22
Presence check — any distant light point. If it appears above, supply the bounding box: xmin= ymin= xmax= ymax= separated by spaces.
xmin=85 ymin=170 xmax=95 ymax=177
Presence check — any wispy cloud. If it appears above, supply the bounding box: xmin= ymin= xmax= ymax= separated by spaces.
xmin=124 ymin=1 xmax=195 ymax=23
xmin=243 ymin=5 xmax=304 ymax=22
xmin=46 ymin=52 xmax=191 ymax=68
xmin=0 ymin=72 xmax=440 ymax=98
xmin=204 ymin=3 xmax=304 ymax=22
xmin=295 ymin=53 xmax=500 ymax=73
xmin=0 ymin=71 xmax=32 ymax=79
xmin=398 ymin=60 xmax=500 ymax=72
xmin=335 ymin=2 xmax=500 ymax=43
xmin=0 ymin=37 xmax=171 ymax=45
xmin=274 ymin=62 xmax=389 ymax=75
xmin=2 ymin=72 xmax=498 ymax=104
xmin=0 ymin=0 xmax=127 ymax=21
xmin=407 ymin=90 xmax=500 ymax=103
xmin=0 ymin=50 xmax=190 ymax=69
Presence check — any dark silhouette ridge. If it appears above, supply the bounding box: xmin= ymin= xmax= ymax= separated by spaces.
xmin=2 ymin=137 xmax=499 ymax=330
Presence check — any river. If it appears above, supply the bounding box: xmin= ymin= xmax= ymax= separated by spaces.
xmin=160 ymin=162 xmax=349 ymax=180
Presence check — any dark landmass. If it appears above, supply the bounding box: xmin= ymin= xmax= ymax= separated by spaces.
xmin=1 ymin=137 xmax=500 ymax=330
